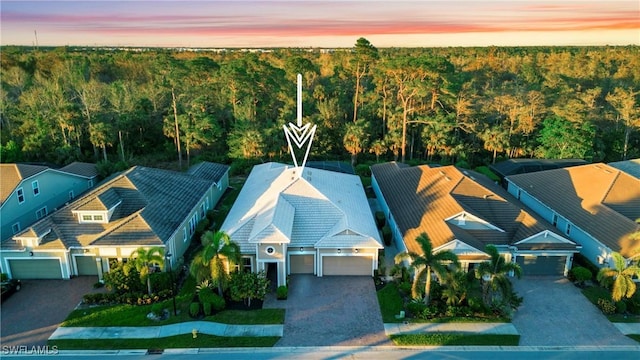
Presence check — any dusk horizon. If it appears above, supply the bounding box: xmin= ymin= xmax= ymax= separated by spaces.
xmin=2 ymin=0 xmax=639 ymax=48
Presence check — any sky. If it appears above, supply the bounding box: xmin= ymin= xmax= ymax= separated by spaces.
xmin=1 ymin=0 xmax=639 ymax=48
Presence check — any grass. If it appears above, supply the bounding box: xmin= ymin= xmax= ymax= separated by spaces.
xmin=49 ymin=334 xmax=279 ymax=350
xmin=581 ymin=285 xmax=640 ymax=323
xmin=628 ymin=335 xmax=640 ymax=343
xmin=474 ymin=166 xmax=500 ymax=182
xmin=63 ymin=301 xmax=285 ymax=327
xmin=390 ymin=333 xmax=520 ymax=346
xmin=377 ymin=283 xmax=405 ymax=323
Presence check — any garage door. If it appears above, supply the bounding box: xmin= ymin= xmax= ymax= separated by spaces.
xmin=75 ymin=256 xmax=98 ymax=275
xmin=322 ymin=256 xmax=373 ymax=276
xmin=290 ymin=254 xmax=314 ymax=274
xmin=517 ymin=256 xmax=566 ymax=276
xmin=8 ymin=259 xmax=63 ymax=279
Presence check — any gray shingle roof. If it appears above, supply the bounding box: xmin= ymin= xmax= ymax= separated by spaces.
xmin=58 ymin=162 xmax=98 ymax=178
xmin=8 ymin=165 xmax=221 ymax=250
xmin=187 ymin=162 xmax=229 ymax=183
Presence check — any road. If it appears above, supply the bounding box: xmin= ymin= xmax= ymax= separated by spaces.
xmin=3 ymin=346 xmax=640 ymax=359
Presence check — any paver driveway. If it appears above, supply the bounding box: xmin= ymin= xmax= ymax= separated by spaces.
xmin=512 ymin=276 xmax=636 ymax=346
xmin=1 ymin=277 xmax=99 ymax=348
xmin=267 ymin=275 xmax=391 ymax=347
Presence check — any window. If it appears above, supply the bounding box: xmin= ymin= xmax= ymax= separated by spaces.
xmin=516 ymin=189 xmax=521 ymax=200
xmin=16 ymin=188 xmax=25 ymax=204
xmin=183 ymin=227 xmax=188 ymax=242
xmin=32 ymin=181 xmax=40 ymax=196
xmin=82 ymin=215 xmax=92 ymax=221
xmin=35 ymin=206 xmax=48 ymax=220
xmin=200 ymin=203 xmax=206 ymax=218
xmin=566 ymin=223 xmax=572 ymax=236
xmin=235 ymin=257 xmax=252 ymax=273
xmin=68 ymin=190 xmax=75 ymax=201
xmin=265 ymin=246 xmax=275 ymax=255
xmin=93 ymin=214 xmax=103 ymax=221
xmin=216 ymin=182 xmax=222 ymax=191
xmin=88 ymin=179 xmax=94 ymax=188
xmin=552 ymin=214 xmax=558 ymax=227
xmin=11 ymin=222 xmax=21 ymax=235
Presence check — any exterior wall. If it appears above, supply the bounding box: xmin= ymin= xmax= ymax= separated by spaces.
xmin=507 ymin=180 xmax=613 ymax=268
xmin=1 ymin=171 xmax=95 ymax=241
xmin=371 ymin=173 xmax=406 ymax=254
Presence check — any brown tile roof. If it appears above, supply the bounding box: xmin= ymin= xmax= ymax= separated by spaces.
xmin=0 ymin=164 xmax=49 ymax=204
xmin=371 ymin=162 xmax=568 ymax=256
xmin=7 ymin=165 xmax=219 ymax=250
xmin=507 ymin=163 xmax=640 ymax=258
xmin=58 ymin=162 xmax=98 ymax=178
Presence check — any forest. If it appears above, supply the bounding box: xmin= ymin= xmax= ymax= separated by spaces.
xmin=1 ymin=40 xmax=639 ymax=175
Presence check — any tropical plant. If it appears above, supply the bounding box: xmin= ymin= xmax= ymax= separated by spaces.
xmin=440 ymin=270 xmax=471 ymax=306
xmin=190 ymin=230 xmax=241 ymax=295
xmin=394 ymin=233 xmax=459 ymax=305
xmin=474 ymin=245 xmax=522 ymax=306
xmin=229 ymin=270 xmax=270 ymax=307
xmin=124 ymin=247 xmax=165 ymax=295
xmin=596 ymin=252 xmax=640 ymax=302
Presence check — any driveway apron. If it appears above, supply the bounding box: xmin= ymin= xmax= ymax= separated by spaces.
xmin=1 ymin=276 xmax=100 ymax=348
xmin=269 ymin=275 xmax=391 ymax=347
xmin=512 ymin=276 xmax=636 ymax=346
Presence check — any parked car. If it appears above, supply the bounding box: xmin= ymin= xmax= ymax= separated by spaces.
xmin=1 ymin=279 xmax=21 ymax=302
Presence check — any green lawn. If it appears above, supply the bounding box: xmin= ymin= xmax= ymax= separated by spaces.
xmin=390 ymin=334 xmax=520 ymax=346
xmin=628 ymin=334 xmax=640 ymax=343
xmin=49 ymin=334 xmax=279 ymax=350
xmin=581 ymin=285 xmax=640 ymax=323
xmin=377 ymin=283 xmax=405 ymax=323
xmin=474 ymin=166 xmax=500 ymax=182
xmin=63 ymin=302 xmax=285 ymax=327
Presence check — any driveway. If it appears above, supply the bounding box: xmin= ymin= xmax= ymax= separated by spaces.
xmin=265 ymin=275 xmax=391 ymax=347
xmin=1 ymin=276 xmax=100 ymax=347
xmin=512 ymin=276 xmax=636 ymax=346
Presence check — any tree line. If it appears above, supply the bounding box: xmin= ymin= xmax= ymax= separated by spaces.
xmin=1 ymin=40 xmax=638 ymax=171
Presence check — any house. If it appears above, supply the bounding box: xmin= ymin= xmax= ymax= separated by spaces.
xmin=506 ymin=163 xmax=640 ymax=266
xmin=0 ymin=162 xmax=229 ymax=280
xmin=489 ymin=158 xmax=587 ymax=187
xmin=371 ymin=162 xmax=580 ymax=276
xmin=220 ymin=162 xmax=383 ymax=287
xmin=1 ymin=162 xmax=98 ymax=242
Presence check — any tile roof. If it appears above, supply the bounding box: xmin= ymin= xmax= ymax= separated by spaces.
xmin=371 ymin=162 xmax=573 ymax=256
xmin=7 ymin=165 xmax=220 ymax=250
xmin=221 ymin=162 xmax=382 ymax=253
xmin=489 ymin=158 xmax=587 ymax=178
xmin=0 ymin=164 xmax=49 ymax=203
xmin=507 ymin=163 xmax=640 ymax=258
xmin=187 ymin=162 xmax=230 ymax=183
xmin=609 ymin=158 xmax=640 ymax=179
xmin=58 ymin=162 xmax=98 ymax=178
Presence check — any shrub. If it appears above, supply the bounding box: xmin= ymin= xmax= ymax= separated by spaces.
xmin=189 ymin=302 xmax=201 ymax=317
xmin=195 ymin=218 xmax=210 ymax=239
xmin=93 ymin=282 xmax=104 ymax=289
xmin=397 ymin=281 xmax=412 ymax=296
xmin=615 ymin=301 xmax=627 ymax=314
xmin=627 ymin=297 xmax=640 ymax=315
xmin=381 ymin=225 xmax=392 ymax=246
xmin=570 ymin=266 xmax=592 ymax=285
xmin=406 ymin=300 xmax=427 ymax=317
xmin=277 ymin=285 xmax=288 ymax=300
xmin=573 ymin=253 xmax=600 ymax=279
xmin=597 ymin=298 xmax=616 ymax=315
xmin=355 ymin=164 xmax=371 ymax=177
xmin=151 ymin=302 xmax=164 ymax=317
xmin=202 ymin=301 xmax=213 ymax=316
xmin=149 ymin=272 xmax=172 ymax=293
xmin=198 ymin=286 xmax=215 ymax=304
xmin=375 ymin=211 xmax=386 ymax=228
xmin=210 ymin=293 xmax=226 ymax=311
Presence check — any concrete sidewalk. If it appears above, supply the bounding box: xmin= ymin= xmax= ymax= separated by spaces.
xmin=49 ymin=321 xmax=283 ymax=340
xmin=384 ymin=322 xmax=519 ymax=336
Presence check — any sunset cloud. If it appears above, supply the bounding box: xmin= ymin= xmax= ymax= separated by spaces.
xmin=2 ymin=1 xmax=638 ymax=47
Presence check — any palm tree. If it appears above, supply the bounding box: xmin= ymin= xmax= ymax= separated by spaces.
xmin=395 ymin=233 xmax=459 ymax=305
xmin=596 ymin=252 xmax=640 ymax=302
xmin=124 ymin=246 xmax=165 ymax=295
xmin=475 ymin=245 xmax=522 ymax=306
xmin=369 ymin=139 xmax=386 ymax=162
xmin=192 ymin=230 xmax=241 ymax=295
xmin=441 ymin=270 xmax=470 ymax=306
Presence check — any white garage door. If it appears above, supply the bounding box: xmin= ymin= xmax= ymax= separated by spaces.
xmin=322 ymin=256 xmax=373 ymax=276
xmin=290 ymin=254 xmax=314 ymax=274
xmin=8 ymin=259 xmax=63 ymax=279
xmin=75 ymin=256 xmax=99 ymax=276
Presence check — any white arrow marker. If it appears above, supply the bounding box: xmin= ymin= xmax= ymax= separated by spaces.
xmin=284 ymin=73 xmax=316 ymax=173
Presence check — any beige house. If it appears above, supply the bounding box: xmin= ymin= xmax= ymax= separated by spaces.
xmin=371 ymin=162 xmax=581 ymax=276
xmin=1 ymin=162 xmax=229 ymax=280
xmin=221 ymin=162 xmax=383 ymax=287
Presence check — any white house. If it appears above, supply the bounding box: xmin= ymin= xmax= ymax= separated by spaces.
xmin=220 ymin=162 xmax=383 ymax=287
